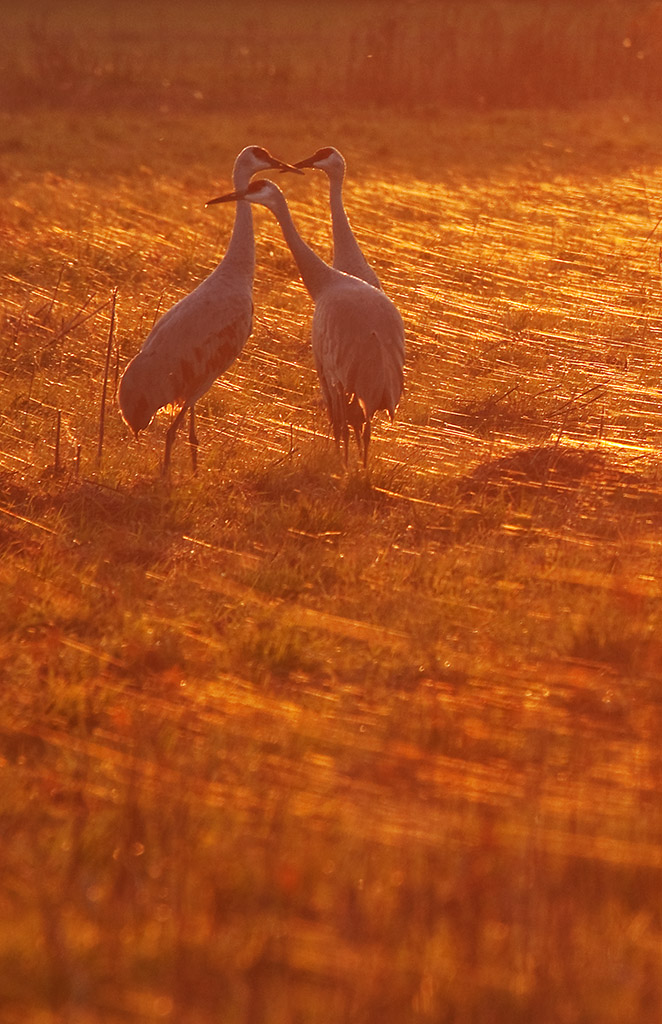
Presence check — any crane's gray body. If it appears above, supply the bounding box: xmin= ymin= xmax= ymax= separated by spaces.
xmin=312 ymin=274 xmax=404 ymax=444
xmin=118 ymin=261 xmax=253 ymax=435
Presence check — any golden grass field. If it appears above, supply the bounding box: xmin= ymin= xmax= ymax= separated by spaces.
xmin=1 ymin=2 xmax=662 ymax=1022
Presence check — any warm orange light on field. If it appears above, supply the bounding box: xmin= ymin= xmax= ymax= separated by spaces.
xmin=2 ymin=5 xmax=662 ymax=1015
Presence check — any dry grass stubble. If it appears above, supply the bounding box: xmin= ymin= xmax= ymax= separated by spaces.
xmin=1 ymin=106 xmax=662 ymax=1022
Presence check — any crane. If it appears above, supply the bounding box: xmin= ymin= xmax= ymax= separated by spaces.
xmin=206 ymin=179 xmax=405 ymax=468
xmin=293 ymin=146 xmax=382 ymax=290
xmin=118 ymin=146 xmax=302 ymax=473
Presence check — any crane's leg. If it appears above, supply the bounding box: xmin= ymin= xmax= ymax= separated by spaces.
xmin=362 ymin=420 xmax=371 ymax=469
xmin=188 ymin=405 xmax=199 ymax=474
xmin=333 ymin=420 xmax=349 ymax=463
xmin=331 ymin=384 xmax=349 ymax=464
xmin=163 ymin=404 xmax=189 ymax=474
xmin=348 ymin=397 xmax=367 ymax=467
xmin=339 ymin=401 xmax=349 ymax=465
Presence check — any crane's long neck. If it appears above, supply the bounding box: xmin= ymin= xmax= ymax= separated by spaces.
xmin=326 ymin=173 xmax=381 ymax=289
xmin=220 ymin=200 xmax=255 ymax=278
xmin=268 ymin=195 xmax=335 ymax=300
xmin=214 ymin=161 xmax=256 ymax=280
xmin=328 ymin=176 xmax=360 ymax=264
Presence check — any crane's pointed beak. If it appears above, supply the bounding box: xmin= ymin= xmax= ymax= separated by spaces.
xmin=270 ymin=159 xmax=304 ymax=175
xmin=292 ymin=154 xmax=317 ymax=170
xmin=205 ymin=188 xmax=246 ymax=207
xmin=205 ymin=160 xmax=303 ymax=207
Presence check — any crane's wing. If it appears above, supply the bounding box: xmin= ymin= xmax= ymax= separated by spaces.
xmin=120 ymin=282 xmax=253 ymax=432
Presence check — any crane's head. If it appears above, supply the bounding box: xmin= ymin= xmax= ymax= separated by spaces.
xmin=206 ymin=178 xmax=285 ymax=213
xmin=293 ymin=146 xmax=345 ymax=177
xmin=118 ymin=357 xmax=158 ymax=436
xmin=233 ymin=145 xmax=303 ymax=186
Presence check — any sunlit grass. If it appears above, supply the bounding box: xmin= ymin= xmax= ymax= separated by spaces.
xmin=1 ymin=52 xmax=662 ymax=1024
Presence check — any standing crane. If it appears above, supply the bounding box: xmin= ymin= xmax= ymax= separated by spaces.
xmin=293 ymin=146 xmax=382 ymax=290
xmin=118 ymin=146 xmax=302 ymax=473
xmin=206 ymin=179 xmax=405 ymax=468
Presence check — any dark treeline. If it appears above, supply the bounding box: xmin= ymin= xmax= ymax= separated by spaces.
xmin=1 ymin=1 xmax=662 ymax=111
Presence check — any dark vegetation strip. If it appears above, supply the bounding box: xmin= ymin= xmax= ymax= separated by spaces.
xmin=2 ymin=1 xmax=662 ymax=114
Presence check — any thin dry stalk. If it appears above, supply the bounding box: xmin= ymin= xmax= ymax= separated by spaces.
xmin=113 ymin=344 xmax=120 ymax=395
xmin=54 ymin=409 xmax=62 ymax=472
xmin=41 ymin=262 xmax=67 ymax=321
xmin=97 ymin=288 xmax=117 ymax=464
